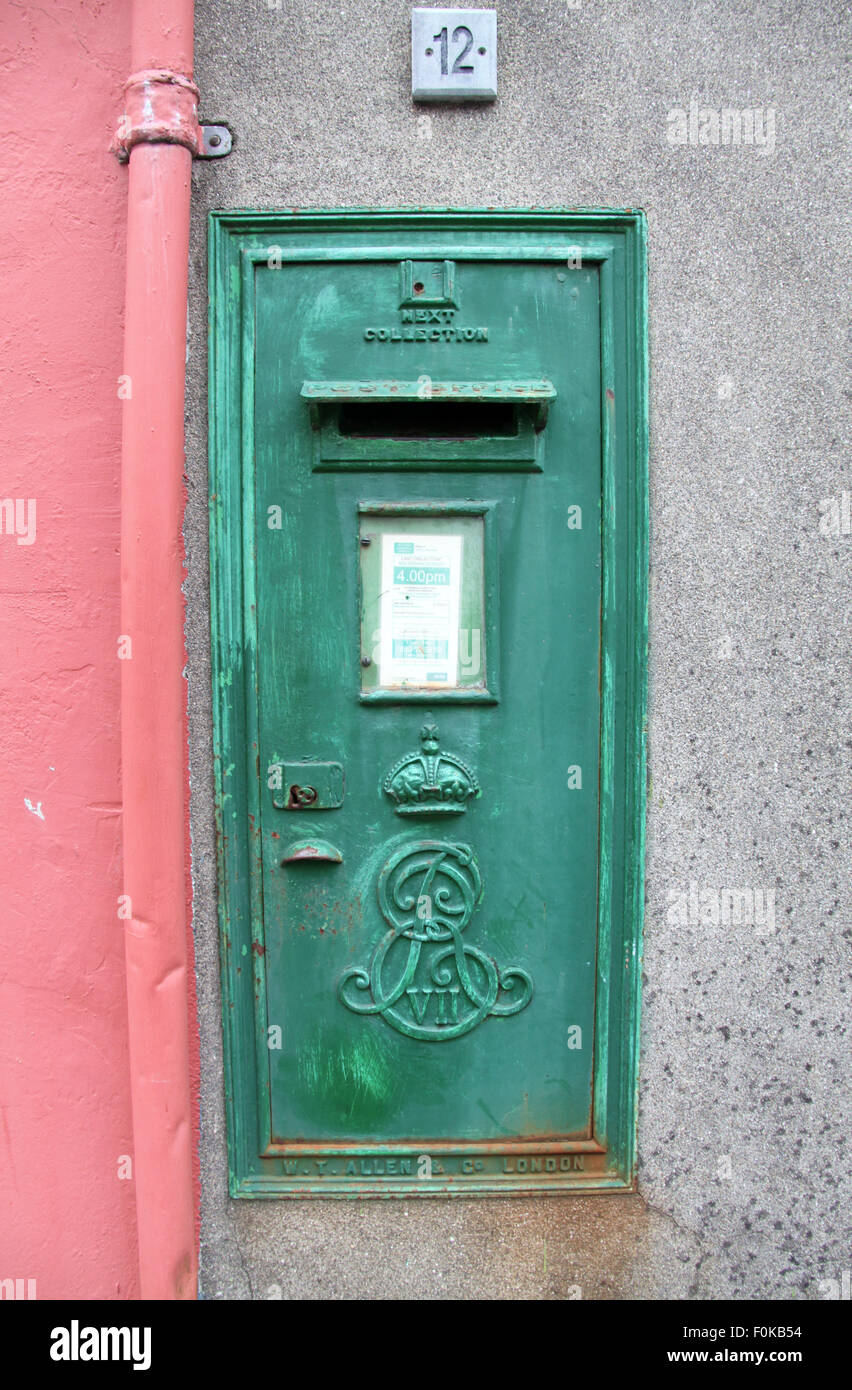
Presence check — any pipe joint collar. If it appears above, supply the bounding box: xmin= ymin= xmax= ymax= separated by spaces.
xmin=111 ymin=69 xmax=202 ymax=161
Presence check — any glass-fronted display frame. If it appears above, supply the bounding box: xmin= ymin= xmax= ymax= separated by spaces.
xmin=358 ymin=500 xmax=500 ymax=703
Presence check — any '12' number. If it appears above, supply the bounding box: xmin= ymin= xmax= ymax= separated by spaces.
xmin=433 ymin=26 xmax=475 ymax=76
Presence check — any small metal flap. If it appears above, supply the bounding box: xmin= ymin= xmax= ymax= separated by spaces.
xmin=281 ymin=839 xmax=343 ymax=864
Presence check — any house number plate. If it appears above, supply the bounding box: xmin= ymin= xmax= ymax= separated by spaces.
xmin=411 ymin=8 xmax=497 ymax=103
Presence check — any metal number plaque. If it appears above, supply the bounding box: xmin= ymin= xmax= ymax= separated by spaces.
xmin=411 ymin=9 xmax=497 ymax=103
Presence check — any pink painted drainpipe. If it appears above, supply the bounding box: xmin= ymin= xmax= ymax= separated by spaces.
xmin=114 ymin=0 xmax=199 ymax=1300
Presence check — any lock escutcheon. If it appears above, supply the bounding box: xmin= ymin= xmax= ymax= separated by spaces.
xmin=269 ymin=760 xmax=344 ymax=810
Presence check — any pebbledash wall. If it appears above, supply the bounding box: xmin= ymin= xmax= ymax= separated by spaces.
xmin=186 ymin=2 xmax=850 ymax=1298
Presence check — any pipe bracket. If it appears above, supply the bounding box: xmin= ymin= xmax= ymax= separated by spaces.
xmin=199 ymin=125 xmax=233 ymax=158
xmin=111 ymin=69 xmax=232 ymax=161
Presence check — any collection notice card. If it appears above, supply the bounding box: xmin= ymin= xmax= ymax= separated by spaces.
xmin=379 ymin=533 xmax=463 ymax=687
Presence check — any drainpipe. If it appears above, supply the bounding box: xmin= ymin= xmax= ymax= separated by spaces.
xmin=113 ymin=0 xmax=199 ymax=1300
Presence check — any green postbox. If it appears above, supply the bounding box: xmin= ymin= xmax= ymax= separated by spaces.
xmin=209 ymin=209 xmax=648 ymax=1196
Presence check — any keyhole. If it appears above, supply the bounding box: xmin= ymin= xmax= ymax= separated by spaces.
xmin=288 ymin=784 xmax=318 ymax=808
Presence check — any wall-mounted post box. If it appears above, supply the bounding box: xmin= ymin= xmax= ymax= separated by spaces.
xmin=209 ymin=209 xmax=647 ymax=1196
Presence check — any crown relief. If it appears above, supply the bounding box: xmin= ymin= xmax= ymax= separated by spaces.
xmin=383 ymin=722 xmax=480 ymax=815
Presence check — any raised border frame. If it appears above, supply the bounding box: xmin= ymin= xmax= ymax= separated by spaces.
xmin=208 ymin=209 xmax=648 ymax=1197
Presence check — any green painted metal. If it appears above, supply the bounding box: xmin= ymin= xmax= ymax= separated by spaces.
xmin=208 ymin=209 xmax=648 ymax=1198
xmin=300 ymin=379 xmax=557 ymax=399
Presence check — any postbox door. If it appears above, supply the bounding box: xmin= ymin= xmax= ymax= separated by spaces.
xmin=211 ymin=211 xmax=647 ymax=1195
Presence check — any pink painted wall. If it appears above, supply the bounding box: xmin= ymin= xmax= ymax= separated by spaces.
xmin=0 ymin=1 xmax=140 ymax=1298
